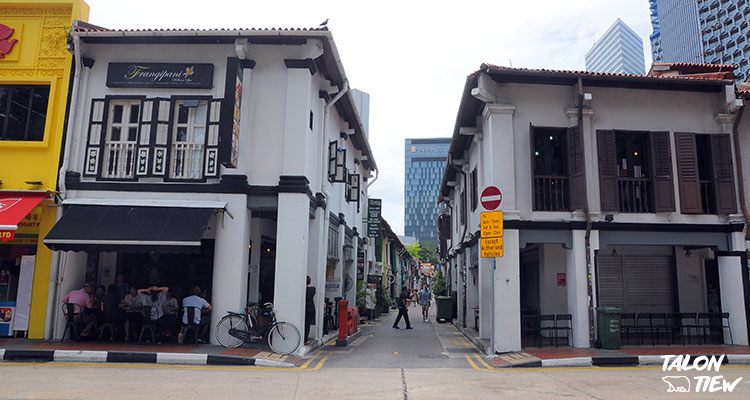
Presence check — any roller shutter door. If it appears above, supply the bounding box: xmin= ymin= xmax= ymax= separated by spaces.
xmin=597 ymin=255 xmax=675 ymax=313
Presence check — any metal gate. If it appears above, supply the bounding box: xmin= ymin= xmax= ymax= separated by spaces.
xmin=597 ymin=255 xmax=675 ymax=313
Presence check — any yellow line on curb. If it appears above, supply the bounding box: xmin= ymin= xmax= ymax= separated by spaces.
xmin=309 ymin=351 xmax=332 ymax=370
xmin=298 ymin=358 xmax=315 ymax=369
xmin=472 ymin=354 xmax=495 ymax=370
xmin=464 ymin=354 xmax=486 ymax=371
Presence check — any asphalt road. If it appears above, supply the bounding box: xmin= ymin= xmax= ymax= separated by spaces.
xmin=1 ymin=305 xmax=750 ymax=399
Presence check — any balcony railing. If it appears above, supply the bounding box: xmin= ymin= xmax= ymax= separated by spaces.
xmin=171 ymin=142 xmax=204 ymax=180
xmin=700 ymin=180 xmax=717 ymax=214
xmin=533 ymin=175 xmax=569 ymax=211
xmin=617 ymin=177 xmax=652 ymax=213
xmin=103 ymin=142 xmax=136 ymax=179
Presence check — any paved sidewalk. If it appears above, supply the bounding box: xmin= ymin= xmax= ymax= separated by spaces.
xmin=482 ymin=344 xmax=750 ymax=368
xmin=0 ymin=337 xmax=298 ymax=367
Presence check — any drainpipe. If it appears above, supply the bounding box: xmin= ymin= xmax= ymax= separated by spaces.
xmin=730 ymin=104 xmax=748 ymax=240
xmin=46 ymin=33 xmax=84 ymax=339
xmin=578 ymin=78 xmax=595 ymax=346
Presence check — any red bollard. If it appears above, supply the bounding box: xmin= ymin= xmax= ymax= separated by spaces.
xmin=338 ymin=300 xmax=349 ymax=340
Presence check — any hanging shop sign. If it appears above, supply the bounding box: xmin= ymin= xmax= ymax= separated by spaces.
xmin=367 ymin=198 xmax=382 ymax=237
xmin=106 ymin=63 xmax=214 ymax=88
xmin=219 ymin=57 xmax=254 ymax=168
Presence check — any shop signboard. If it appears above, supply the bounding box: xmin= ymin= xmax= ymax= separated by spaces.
xmin=367 ymin=198 xmax=382 ymax=237
xmin=0 ymin=301 xmax=14 ymax=336
xmin=219 ymin=58 xmax=254 ymax=168
xmin=106 ymin=63 xmax=214 ymax=88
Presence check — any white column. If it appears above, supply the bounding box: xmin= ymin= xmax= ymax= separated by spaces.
xmin=273 ymin=192 xmax=310 ymax=344
xmin=53 ymin=251 xmax=88 ymax=339
xmin=210 ymin=199 xmax=250 ymax=344
xmin=247 ymin=218 xmax=261 ymax=303
xmin=718 ymin=255 xmax=749 ymax=345
xmin=566 ymin=230 xmax=591 ymax=348
xmin=478 ymin=254 xmax=492 ymax=340
xmin=482 ymin=104 xmax=516 ymax=212
xmin=309 ymin=206 xmax=328 ymax=339
xmin=493 ymin=229 xmax=521 ymax=353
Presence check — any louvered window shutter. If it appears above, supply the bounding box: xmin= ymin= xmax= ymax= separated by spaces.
xmin=328 ymin=141 xmax=337 ymax=180
xmin=710 ymin=134 xmax=737 ymax=214
xmin=567 ymin=125 xmax=586 ymax=210
xmin=136 ymin=100 xmax=155 ymax=176
xmin=84 ymin=99 xmax=107 ymax=177
xmin=597 ymin=130 xmax=618 ymax=211
xmin=347 ymin=173 xmax=360 ymax=202
xmin=649 ymin=131 xmax=675 ymax=212
xmin=152 ymin=98 xmax=172 ymax=176
xmin=205 ymin=99 xmax=222 ymax=177
xmin=674 ymin=133 xmax=702 ymax=214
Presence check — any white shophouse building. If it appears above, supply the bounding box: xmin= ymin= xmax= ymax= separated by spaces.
xmin=43 ymin=23 xmax=377 ymax=352
xmin=438 ymin=62 xmax=750 ymax=353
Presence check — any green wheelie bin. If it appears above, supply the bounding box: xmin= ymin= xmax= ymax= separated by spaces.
xmin=436 ymin=296 xmax=452 ymax=323
xmin=596 ymin=306 xmax=622 ymax=349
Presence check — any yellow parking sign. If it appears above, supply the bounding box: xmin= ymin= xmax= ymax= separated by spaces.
xmin=480 ymin=211 xmax=503 ymax=238
xmin=481 ymin=237 xmax=503 ymax=258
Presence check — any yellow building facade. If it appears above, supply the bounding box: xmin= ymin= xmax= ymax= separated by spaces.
xmin=0 ymin=0 xmax=89 ymax=338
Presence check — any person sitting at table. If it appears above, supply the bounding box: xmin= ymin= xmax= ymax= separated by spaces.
xmin=178 ymin=285 xmax=213 ymax=344
xmin=120 ymin=286 xmax=140 ymax=342
xmin=114 ymin=273 xmax=130 ymax=301
xmin=61 ymin=282 xmax=97 ymax=339
xmin=100 ymin=284 xmax=124 ymax=336
xmin=137 ymin=285 xmax=169 ymax=342
xmin=160 ymin=290 xmax=179 ymax=341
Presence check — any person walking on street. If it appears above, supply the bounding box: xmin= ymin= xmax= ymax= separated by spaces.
xmin=304 ymin=275 xmax=316 ymax=345
xmin=418 ymin=284 xmax=433 ymax=322
xmin=392 ymin=286 xmax=413 ymax=329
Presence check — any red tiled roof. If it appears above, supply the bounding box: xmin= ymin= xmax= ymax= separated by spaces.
xmin=72 ymin=26 xmax=328 ymax=33
xmin=482 ymin=63 xmax=735 ymax=81
xmin=737 ymin=84 xmax=750 ymax=95
xmin=652 ymin=62 xmax=738 ymax=70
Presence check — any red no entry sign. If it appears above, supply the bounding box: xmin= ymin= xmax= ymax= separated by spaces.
xmin=481 ymin=186 xmax=502 ymax=210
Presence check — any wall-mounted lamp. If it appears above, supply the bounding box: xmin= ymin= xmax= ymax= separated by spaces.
xmin=604 ymin=214 xmax=614 ymax=223
xmin=611 ymin=248 xmax=618 ymax=257
xmin=685 ymin=249 xmax=693 ymax=257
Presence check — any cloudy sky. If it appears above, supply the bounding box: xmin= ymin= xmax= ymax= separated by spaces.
xmin=85 ymin=0 xmax=654 ymax=235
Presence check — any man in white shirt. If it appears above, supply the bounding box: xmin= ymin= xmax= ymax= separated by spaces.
xmin=178 ymin=285 xmax=213 ymax=344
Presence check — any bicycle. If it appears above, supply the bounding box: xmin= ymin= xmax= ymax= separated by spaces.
xmin=214 ymin=302 xmax=301 ymax=355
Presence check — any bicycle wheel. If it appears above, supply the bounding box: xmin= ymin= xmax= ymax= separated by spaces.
xmin=215 ymin=315 xmax=248 ymax=348
xmin=267 ymin=321 xmax=301 ymax=355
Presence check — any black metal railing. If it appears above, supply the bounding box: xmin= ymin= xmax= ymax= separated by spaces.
xmin=617 ymin=177 xmax=652 ymax=213
xmin=700 ymin=180 xmax=717 ymax=214
xmin=533 ymin=175 xmax=569 ymax=211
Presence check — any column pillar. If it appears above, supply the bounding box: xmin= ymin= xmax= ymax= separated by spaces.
xmin=210 ymin=197 xmax=250 ymax=343
xmin=478 ymin=253 xmax=492 ymax=339
xmin=53 ymin=251 xmax=88 ymax=339
xmin=493 ymin=229 xmax=521 ymax=353
xmin=717 ymin=254 xmax=749 ymax=345
xmin=566 ymin=229 xmax=593 ymax=348
xmin=273 ymin=191 xmax=310 ymax=344
xmin=310 ymin=205 xmax=328 ymax=340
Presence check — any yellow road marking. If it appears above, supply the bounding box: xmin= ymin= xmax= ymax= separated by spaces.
xmin=452 ymin=339 xmax=460 ymax=346
xmin=462 ymin=361 xmax=750 ymax=373
xmin=298 ymin=358 xmax=315 ymax=369
xmin=472 ymin=354 xmax=495 ymax=370
xmin=309 ymin=351 xmax=331 ymax=370
xmin=460 ymin=338 xmax=471 ymax=348
xmin=464 ymin=354 xmax=484 ymax=370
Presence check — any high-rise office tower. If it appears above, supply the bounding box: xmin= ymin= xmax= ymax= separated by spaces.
xmin=585 ymin=19 xmax=646 ymax=75
xmin=404 ymin=138 xmax=450 ymax=243
xmin=648 ymin=0 xmax=704 ymax=64
xmin=649 ymin=0 xmax=750 ymax=81
xmin=352 ymin=89 xmax=370 ymax=137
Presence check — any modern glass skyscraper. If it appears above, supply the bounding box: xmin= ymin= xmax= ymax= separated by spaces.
xmin=404 ymin=138 xmax=450 ymax=243
xmin=697 ymin=0 xmax=750 ymax=81
xmin=648 ymin=0 xmax=704 ymax=64
xmin=650 ymin=0 xmax=750 ymax=81
xmin=585 ymin=19 xmax=646 ymax=75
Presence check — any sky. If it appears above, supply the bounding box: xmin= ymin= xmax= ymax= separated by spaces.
xmin=85 ymin=0 xmax=655 ymax=235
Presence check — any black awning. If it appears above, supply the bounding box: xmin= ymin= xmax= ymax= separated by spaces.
xmin=44 ymin=205 xmax=213 ymax=253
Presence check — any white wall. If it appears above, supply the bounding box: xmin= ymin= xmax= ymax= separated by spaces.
xmin=539 ymin=244 xmax=568 ymax=315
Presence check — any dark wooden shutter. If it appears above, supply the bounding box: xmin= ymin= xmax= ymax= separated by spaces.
xmin=567 ymin=125 xmax=586 ymax=210
xmin=151 ymin=98 xmax=172 ymax=177
xmin=204 ymin=99 xmax=222 ymax=177
xmin=530 ymin=123 xmax=536 ymax=211
xmin=710 ymin=134 xmax=737 ymax=214
xmin=84 ymin=99 xmax=107 ymax=177
xmin=136 ymin=99 xmax=155 ymax=176
xmin=597 ymin=130 xmax=618 ymax=211
xmin=649 ymin=131 xmax=675 ymax=212
xmin=674 ymin=132 xmax=702 ymax=214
